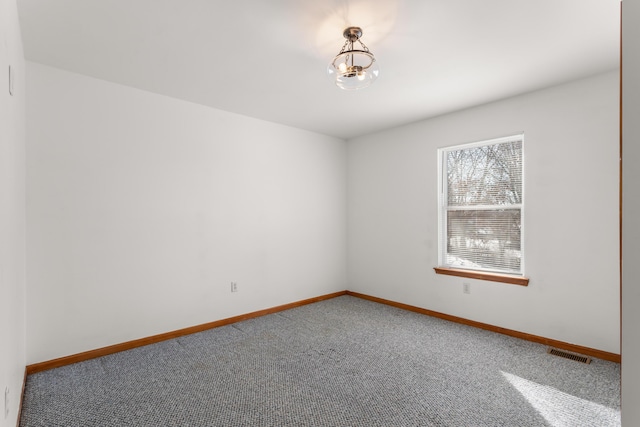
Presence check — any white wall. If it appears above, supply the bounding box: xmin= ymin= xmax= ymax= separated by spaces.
xmin=26 ymin=62 xmax=347 ymax=364
xmin=622 ymin=0 xmax=639 ymax=424
xmin=348 ymin=71 xmax=620 ymax=354
xmin=0 ymin=0 xmax=26 ymax=426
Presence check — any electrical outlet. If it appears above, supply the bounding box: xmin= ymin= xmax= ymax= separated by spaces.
xmin=463 ymin=282 xmax=471 ymax=294
xmin=4 ymin=386 xmax=9 ymax=419
xmin=230 ymin=282 xmax=238 ymax=293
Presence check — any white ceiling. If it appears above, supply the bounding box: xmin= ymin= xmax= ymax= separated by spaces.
xmin=17 ymin=0 xmax=620 ymax=140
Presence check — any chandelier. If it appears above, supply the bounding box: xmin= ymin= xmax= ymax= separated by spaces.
xmin=327 ymin=27 xmax=380 ymax=90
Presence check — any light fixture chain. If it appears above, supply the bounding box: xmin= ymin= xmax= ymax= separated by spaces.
xmin=357 ymin=39 xmax=371 ymax=53
xmin=338 ymin=39 xmax=350 ymax=54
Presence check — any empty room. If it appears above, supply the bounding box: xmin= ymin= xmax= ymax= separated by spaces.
xmin=3 ymin=0 xmax=640 ymax=426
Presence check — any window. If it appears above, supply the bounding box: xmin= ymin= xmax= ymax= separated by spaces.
xmin=437 ymin=134 xmax=525 ymax=282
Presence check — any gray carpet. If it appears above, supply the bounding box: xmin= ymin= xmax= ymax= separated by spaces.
xmin=19 ymin=295 xmax=620 ymax=426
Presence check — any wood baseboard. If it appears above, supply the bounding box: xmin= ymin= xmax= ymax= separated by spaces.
xmin=26 ymin=291 xmax=347 ymax=375
xmin=26 ymin=288 xmax=619 ymax=376
xmin=346 ymin=291 xmax=621 ymax=363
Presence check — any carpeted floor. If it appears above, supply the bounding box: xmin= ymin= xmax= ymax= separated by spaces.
xmin=19 ymin=295 xmax=620 ymax=426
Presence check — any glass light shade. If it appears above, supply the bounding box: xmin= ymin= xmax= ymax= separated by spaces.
xmin=327 ymin=50 xmax=380 ymax=90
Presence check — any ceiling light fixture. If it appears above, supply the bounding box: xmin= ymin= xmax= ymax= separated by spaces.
xmin=327 ymin=27 xmax=379 ymax=90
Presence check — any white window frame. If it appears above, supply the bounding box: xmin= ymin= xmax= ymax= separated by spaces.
xmin=437 ymin=134 xmax=525 ymax=277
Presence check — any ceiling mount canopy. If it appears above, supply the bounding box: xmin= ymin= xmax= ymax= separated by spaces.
xmin=327 ymin=26 xmax=380 ymax=90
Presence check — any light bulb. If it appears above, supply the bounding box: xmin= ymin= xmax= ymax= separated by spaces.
xmin=357 ymin=71 xmax=366 ymax=81
xmin=338 ymin=63 xmax=347 ymax=73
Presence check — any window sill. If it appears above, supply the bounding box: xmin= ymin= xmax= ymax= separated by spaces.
xmin=433 ymin=267 xmax=529 ymax=286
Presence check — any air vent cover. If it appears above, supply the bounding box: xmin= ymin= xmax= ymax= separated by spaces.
xmin=547 ymin=348 xmax=591 ymax=364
